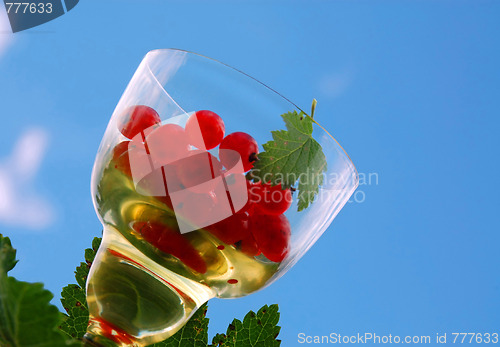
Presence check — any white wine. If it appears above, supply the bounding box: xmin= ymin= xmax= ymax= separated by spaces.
xmin=84 ymin=152 xmax=280 ymax=346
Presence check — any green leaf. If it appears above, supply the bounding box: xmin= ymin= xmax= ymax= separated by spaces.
xmin=249 ymin=109 xmax=327 ymax=211
xmin=149 ymin=303 xmax=209 ymax=346
xmin=0 ymin=234 xmax=81 ymax=347
xmin=59 ymin=237 xmax=101 ymax=340
xmin=210 ymin=304 xmax=281 ymax=347
xmin=76 ymin=237 xmax=101 ymax=289
xmin=0 ymin=234 xmax=17 ymax=274
xmin=59 ymin=285 xmax=88 ymax=340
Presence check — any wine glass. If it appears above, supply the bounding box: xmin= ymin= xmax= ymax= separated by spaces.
xmin=84 ymin=49 xmax=358 ymax=346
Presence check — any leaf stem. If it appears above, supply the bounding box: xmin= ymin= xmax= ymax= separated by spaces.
xmin=311 ymin=99 xmax=317 ymax=118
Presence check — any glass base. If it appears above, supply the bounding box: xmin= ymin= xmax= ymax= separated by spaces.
xmin=83 ymin=318 xmax=137 ymax=346
xmin=85 ymin=225 xmax=214 ymax=346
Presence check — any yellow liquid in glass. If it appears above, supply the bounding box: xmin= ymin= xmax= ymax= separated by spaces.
xmin=85 ymin=156 xmax=279 ymax=346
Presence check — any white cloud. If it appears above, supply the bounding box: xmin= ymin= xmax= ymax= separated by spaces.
xmin=0 ymin=128 xmax=56 ymax=230
xmin=0 ymin=7 xmax=13 ymax=57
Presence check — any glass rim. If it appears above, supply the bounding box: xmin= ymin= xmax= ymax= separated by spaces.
xmin=144 ymin=48 xmax=359 ymax=181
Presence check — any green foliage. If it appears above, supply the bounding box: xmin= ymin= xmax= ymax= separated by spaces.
xmin=211 ymin=305 xmax=281 ymax=347
xmin=1 ymin=234 xmax=282 ymax=346
xmin=0 ymin=234 xmax=17 ymax=273
xmin=248 ymin=110 xmax=327 ymax=211
xmin=150 ymin=303 xmax=209 ymax=347
xmin=60 ymin=237 xmax=101 ymax=340
xmin=0 ymin=234 xmax=80 ymax=347
xmin=59 ymin=285 xmax=88 ymax=341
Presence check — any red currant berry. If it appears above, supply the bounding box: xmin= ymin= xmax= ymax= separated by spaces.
xmin=214 ymin=173 xmax=253 ymax=214
xmin=133 ymin=221 xmax=207 ymax=273
xmin=174 ymin=191 xmax=217 ymax=228
xmin=219 ymin=132 xmax=259 ymax=172
xmin=249 ymin=213 xmax=291 ymax=262
xmin=119 ymin=105 xmax=161 ymax=140
xmin=185 ymin=110 xmax=225 ymax=150
xmin=162 ymin=164 xmax=185 ymax=195
xmin=134 ymin=220 xmax=163 ymax=244
xmin=245 ymin=181 xmax=261 ymax=213
xmin=156 ymin=227 xmax=207 ymax=274
xmin=145 ymin=123 xmax=189 ymax=166
xmin=239 ymin=233 xmax=260 ymax=257
xmin=156 ymin=194 xmax=174 ymax=210
xmin=175 ymin=150 xmax=223 ymax=193
xmin=112 ymin=141 xmax=132 ymax=177
xmin=207 ymin=212 xmax=249 ymax=245
xmin=252 ymin=182 xmax=292 ymax=215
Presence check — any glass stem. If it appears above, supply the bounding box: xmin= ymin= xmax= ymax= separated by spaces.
xmin=84 ymin=225 xmax=214 ymax=346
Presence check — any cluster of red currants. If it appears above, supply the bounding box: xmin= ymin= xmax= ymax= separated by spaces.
xmin=110 ymin=105 xmax=293 ymax=272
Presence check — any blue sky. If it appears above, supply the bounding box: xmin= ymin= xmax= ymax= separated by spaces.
xmin=1 ymin=1 xmax=499 ymax=345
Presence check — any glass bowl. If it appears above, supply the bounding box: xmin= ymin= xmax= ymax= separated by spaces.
xmin=85 ymin=49 xmax=358 ymax=346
